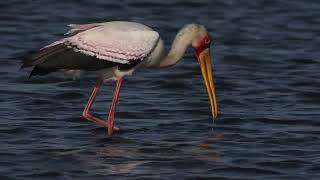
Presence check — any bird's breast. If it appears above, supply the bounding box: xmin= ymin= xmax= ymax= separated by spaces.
xmin=142 ymin=38 xmax=167 ymax=68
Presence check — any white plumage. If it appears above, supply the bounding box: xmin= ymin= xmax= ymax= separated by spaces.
xmin=46 ymin=21 xmax=160 ymax=64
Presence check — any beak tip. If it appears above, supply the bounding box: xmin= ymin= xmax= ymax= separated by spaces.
xmin=212 ymin=115 xmax=218 ymax=121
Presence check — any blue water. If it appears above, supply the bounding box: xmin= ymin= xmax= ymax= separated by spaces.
xmin=1 ymin=0 xmax=320 ymax=179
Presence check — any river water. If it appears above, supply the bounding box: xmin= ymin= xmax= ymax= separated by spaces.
xmin=1 ymin=0 xmax=320 ymax=179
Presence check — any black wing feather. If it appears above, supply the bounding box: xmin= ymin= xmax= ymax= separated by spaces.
xmin=22 ymin=44 xmax=120 ymax=77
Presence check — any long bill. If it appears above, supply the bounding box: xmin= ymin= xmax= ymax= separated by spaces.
xmin=197 ymin=48 xmax=218 ymax=121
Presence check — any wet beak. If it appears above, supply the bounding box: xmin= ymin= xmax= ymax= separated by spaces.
xmin=197 ymin=48 xmax=218 ymax=120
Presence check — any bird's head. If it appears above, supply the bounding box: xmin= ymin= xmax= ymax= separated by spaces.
xmin=191 ymin=25 xmax=218 ymax=120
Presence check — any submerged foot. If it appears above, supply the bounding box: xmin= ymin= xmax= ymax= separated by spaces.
xmin=107 ymin=126 xmax=123 ymax=136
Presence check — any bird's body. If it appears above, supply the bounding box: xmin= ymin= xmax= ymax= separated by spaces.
xmin=23 ymin=21 xmax=218 ymax=136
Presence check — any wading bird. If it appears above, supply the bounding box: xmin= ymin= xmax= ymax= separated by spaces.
xmin=22 ymin=21 xmax=218 ymax=136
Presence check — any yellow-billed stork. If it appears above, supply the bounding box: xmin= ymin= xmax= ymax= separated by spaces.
xmin=22 ymin=21 xmax=218 ymax=136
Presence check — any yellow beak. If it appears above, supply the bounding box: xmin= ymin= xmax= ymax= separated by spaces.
xmin=198 ymin=48 xmax=218 ymax=120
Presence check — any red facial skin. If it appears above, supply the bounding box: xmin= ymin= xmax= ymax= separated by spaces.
xmin=195 ymin=32 xmax=211 ymax=57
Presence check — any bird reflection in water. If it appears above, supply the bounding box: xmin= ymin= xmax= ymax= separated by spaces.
xmin=197 ymin=133 xmax=224 ymax=161
xmin=80 ymin=145 xmax=148 ymax=175
xmin=100 ymin=142 xmax=151 ymax=174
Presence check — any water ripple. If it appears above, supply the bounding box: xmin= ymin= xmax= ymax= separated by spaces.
xmin=1 ymin=0 xmax=320 ymax=179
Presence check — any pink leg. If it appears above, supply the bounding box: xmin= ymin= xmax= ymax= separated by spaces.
xmin=107 ymin=77 xmax=124 ymax=136
xmin=82 ymin=78 xmax=108 ymax=126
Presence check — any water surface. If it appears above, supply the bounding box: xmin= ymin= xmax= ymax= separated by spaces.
xmin=1 ymin=0 xmax=320 ymax=179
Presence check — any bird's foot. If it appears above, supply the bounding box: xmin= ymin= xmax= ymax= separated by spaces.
xmin=107 ymin=125 xmax=122 ymax=136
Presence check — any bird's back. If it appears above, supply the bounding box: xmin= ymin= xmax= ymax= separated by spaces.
xmin=67 ymin=21 xmax=160 ymax=63
xmin=96 ymin=21 xmax=154 ymax=31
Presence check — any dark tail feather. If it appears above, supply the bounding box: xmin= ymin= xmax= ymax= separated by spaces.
xmin=22 ymin=44 xmax=68 ymax=77
xmin=21 ymin=50 xmax=38 ymax=69
xmin=22 ymin=44 xmax=67 ymax=69
xmin=29 ymin=66 xmax=56 ymax=78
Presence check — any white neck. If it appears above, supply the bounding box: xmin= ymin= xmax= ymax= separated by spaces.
xmin=159 ymin=25 xmax=196 ymax=68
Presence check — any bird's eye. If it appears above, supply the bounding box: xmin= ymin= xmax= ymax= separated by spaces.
xmin=205 ymin=38 xmax=211 ymax=44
